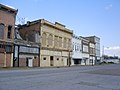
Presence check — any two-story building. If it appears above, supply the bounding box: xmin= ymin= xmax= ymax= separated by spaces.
xmin=18 ymin=19 xmax=73 ymax=67
xmin=0 ymin=4 xmax=17 ymax=67
xmin=72 ymin=35 xmax=82 ymax=65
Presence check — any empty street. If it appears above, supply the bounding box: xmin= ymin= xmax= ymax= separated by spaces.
xmin=0 ymin=64 xmax=120 ymax=90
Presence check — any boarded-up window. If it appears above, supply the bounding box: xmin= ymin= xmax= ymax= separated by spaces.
xmin=0 ymin=23 xmax=4 ymax=39
xmin=68 ymin=39 xmax=71 ymax=49
xmin=42 ymin=33 xmax=46 ymax=46
xmin=59 ymin=37 xmax=62 ymax=47
xmin=54 ymin=36 xmax=58 ymax=47
xmin=63 ymin=38 xmax=67 ymax=48
xmin=48 ymin=34 xmax=53 ymax=46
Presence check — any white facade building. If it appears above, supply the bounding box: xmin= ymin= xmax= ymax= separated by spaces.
xmin=72 ymin=35 xmax=82 ymax=65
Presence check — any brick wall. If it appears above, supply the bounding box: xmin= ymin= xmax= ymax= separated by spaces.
xmin=6 ymin=53 xmax=11 ymax=67
xmin=33 ymin=57 xmax=39 ymax=67
xmin=0 ymin=53 xmax=5 ymax=67
xmin=19 ymin=58 xmax=26 ymax=67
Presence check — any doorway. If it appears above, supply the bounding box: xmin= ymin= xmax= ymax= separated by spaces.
xmin=50 ymin=56 xmax=54 ymax=66
xmin=26 ymin=58 xmax=33 ymax=67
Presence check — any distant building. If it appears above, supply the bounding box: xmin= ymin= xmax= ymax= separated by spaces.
xmin=72 ymin=35 xmax=82 ymax=65
xmin=81 ymin=37 xmax=90 ymax=65
xmin=89 ymin=41 xmax=96 ymax=65
xmin=18 ymin=19 xmax=73 ymax=67
xmin=0 ymin=4 xmax=17 ymax=67
xmin=85 ymin=36 xmax=100 ymax=64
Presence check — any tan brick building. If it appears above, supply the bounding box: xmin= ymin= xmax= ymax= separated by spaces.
xmin=0 ymin=4 xmax=17 ymax=67
xmin=19 ymin=19 xmax=73 ymax=67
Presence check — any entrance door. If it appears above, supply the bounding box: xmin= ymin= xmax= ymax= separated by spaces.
xmin=50 ymin=56 xmax=54 ymax=66
xmin=27 ymin=58 xmax=33 ymax=67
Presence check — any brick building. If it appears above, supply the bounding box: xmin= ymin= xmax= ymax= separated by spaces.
xmin=0 ymin=4 xmax=17 ymax=67
xmin=13 ymin=28 xmax=40 ymax=67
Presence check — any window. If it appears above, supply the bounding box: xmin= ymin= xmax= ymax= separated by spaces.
xmin=48 ymin=34 xmax=53 ymax=46
xmin=83 ymin=45 xmax=88 ymax=53
xmin=0 ymin=44 xmax=5 ymax=52
xmin=7 ymin=25 xmax=12 ymax=39
xmin=54 ymin=36 xmax=58 ymax=47
xmin=42 ymin=33 xmax=46 ymax=46
xmin=72 ymin=42 xmax=74 ymax=51
xmin=57 ymin=58 xmax=59 ymax=61
xmin=63 ymin=38 xmax=67 ymax=48
xmin=68 ymin=39 xmax=71 ymax=49
xmin=0 ymin=44 xmax=4 ymax=48
xmin=5 ymin=45 xmax=12 ymax=52
xmin=59 ymin=37 xmax=62 ymax=47
xmin=43 ymin=57 xmax=46 ymax=60
xmin=0 ymin=23 xmax=4 ymax=39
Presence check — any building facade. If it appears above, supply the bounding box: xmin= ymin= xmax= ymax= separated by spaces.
xmin=72 ymin=35 xmax=82 ymax=65
xmin=85 ymin=36 xmax=100 ymax=64
xmin=81 ymin=37 xmax=90 ymax=65
xmin=13 ymin=28 xmax=40 ymax=67
xmin=89 ymin=41 xmax=96 ymax=65
xmin=0 ymin=4 xmax=17 ymax=67
xmin=40 ymin=20 xmax=73 ymax=67
xmin=19 ymin=19 xmax=73 ymax=67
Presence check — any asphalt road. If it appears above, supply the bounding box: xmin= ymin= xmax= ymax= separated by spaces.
xmin=0 ymin=64 xmax=120 ymax=90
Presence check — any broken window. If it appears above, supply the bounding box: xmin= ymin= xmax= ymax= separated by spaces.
xmin=0 ymin=23 xmax=4 ymax=39
xmin=7 ymin=25 xmax=12 ymax=39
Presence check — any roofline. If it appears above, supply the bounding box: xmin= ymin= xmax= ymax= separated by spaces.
xmin=0 ymin=4 xmax=18 ymax=14
xmin=85 ymin=35 xmax=100 ymax=39
xmin=41 ymin=19 xmax=73 ymax=34
xmin=18 ymin=19 xmax=73 ymax=34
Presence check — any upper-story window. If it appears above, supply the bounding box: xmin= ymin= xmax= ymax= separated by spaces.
xmin=42 ymin=33 xmax=46 ymax=46
xmin=59 ymin=37 xmax=62 ymax=47
xmin=83 ymin=45 xmax=88 ymax=53
xmin=54 ymin=36 xmax=58 ymax=47
xmin=63 ymin=38 xmax=67 ymax=48
xmin=0 ymin=23 xmax=4 ymax=39
xmin=72 ymin=42 xmax=74 ymax=51
xmin=68 ymin=39 xmax=71 ymax=49
xmin=7 ymin=25 xmax=12 ymax=39
xmin=48 ymin=34 xmax=53 ymax=46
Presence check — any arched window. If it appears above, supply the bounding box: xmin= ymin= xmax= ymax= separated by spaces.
xmin=0 ymin=23 xmax=5 ymax=39
xmin=42 ymin=33 xmax=46 ymax=46
xmin=48 ymin=34 xmax=53 ymax=46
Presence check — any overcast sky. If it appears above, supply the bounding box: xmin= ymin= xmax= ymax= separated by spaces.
xmin=1 ymin=0 xmax=120 ymax=56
